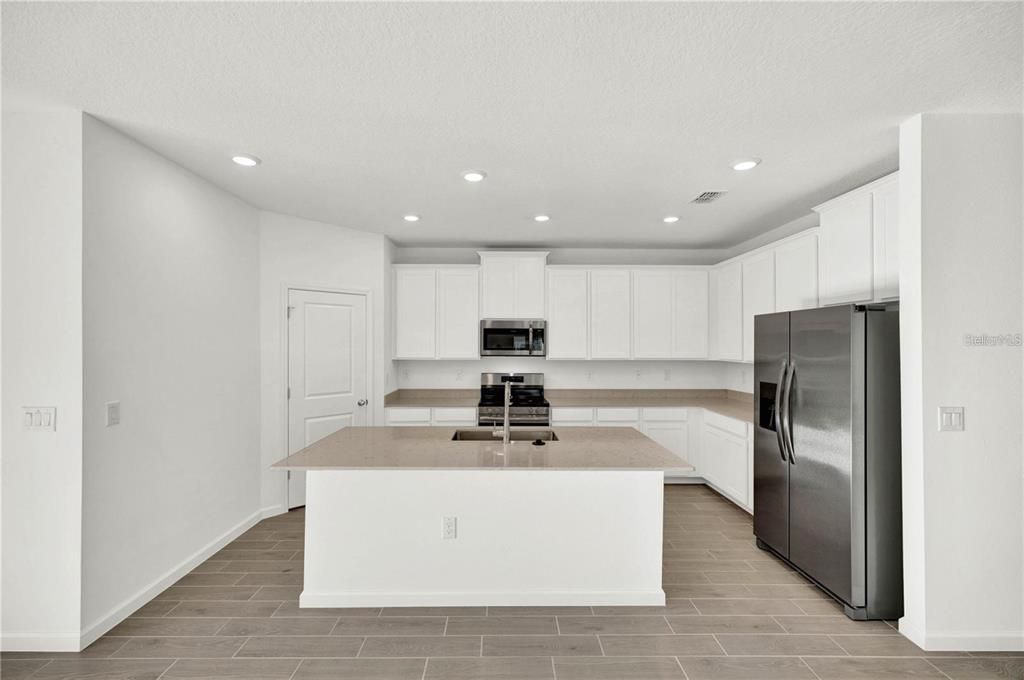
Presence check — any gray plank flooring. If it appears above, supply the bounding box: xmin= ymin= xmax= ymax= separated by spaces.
xmin=3 ymin=485 xmax=1018 ymax=679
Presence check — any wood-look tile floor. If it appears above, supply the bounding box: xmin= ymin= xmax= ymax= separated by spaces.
xmin=4 ymin=485 xmax=1022 ymax=679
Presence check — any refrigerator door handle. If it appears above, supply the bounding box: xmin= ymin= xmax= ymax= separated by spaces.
xmin=783 ymin=360 xmax=796 ymax=464
xmin=774 ymin=360 xmax=788 ymax=462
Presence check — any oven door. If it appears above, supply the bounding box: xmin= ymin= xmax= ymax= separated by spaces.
xmin=480 ymin=320 xmax=546 ymax=356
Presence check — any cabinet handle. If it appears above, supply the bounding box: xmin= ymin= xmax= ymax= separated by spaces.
xmin=357 ymin=399 xmax=368 ymax=407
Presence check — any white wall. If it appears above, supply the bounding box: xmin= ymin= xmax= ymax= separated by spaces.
xmin=397 ymin=359 xmax=750 ymax=391
xmin=259 ymin=212 xmax=395 ymax=515
xmin=899 ymin=113 xmax=1024 ymax=651
xmin=80 ymin=117 xmax=261 ymax=643
xmin=1 ymin=111 xmax=85 ymax=650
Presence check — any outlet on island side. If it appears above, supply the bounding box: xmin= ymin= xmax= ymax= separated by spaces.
xmin=443 ymin=516 xmax=458 ymax=540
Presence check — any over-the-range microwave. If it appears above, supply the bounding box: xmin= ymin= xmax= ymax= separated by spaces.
xmin=480 ymin=319 xmax=546 ymax=357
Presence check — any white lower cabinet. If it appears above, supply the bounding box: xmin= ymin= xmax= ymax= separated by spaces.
xmin=641 ymin=408 xmax=689 ymax=464
xmin=551 ymin=407 xmax=597 ymax=426
xmin=699 ymin=415 xmax=751 ymax=512
xmin=385 ymin=407 xmax=476 ymax=427
xmin=387 ymin=404 xmax=752 ymax=513
xmin=595 ymin=407 xmax=640 ymax=429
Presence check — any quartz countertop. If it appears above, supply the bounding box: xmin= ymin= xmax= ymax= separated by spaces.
xmin=273 ymin=426 xmax=693 ymax=472
xmin=384 ymin=389 xmax=753 ymax=423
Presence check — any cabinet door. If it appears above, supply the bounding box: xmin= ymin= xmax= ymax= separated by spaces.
xmin=516 ymin=256 xmax=547 ymax=317
xmin=589 ymin=269 xmax=632 ymax=359
xmin=872 ymin=180 xmax=899 ymax=300
xmin=643 ymin=421 xmax=688 ymax=460
xmin=546 ymin=268 xmax=589 ymax=359
xmin=633 ymin=270 xmax=674 ymax=359
xmin=711 ymin=262 xmax=743 ymax=361
xmin=818 ymin=193 xmax=874 ymax=304
xmin=775 ymin=233 xmax=819 ymax=312
xmin=437 ymin=268 xmax=480 ymax=359
xmin=479 ymin=258 xmax=517 ymax=318
xmin=394 ymin=267 xmax=436 ymax=359
xmin=702 ymin=424 xmax=749 ymax=508
xmin=742 ymin=252 xmax=775 ymax=363
xmin=673 ymin=269 xmax=709 ymax=358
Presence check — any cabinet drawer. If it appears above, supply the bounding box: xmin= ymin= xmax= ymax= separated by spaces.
xmin=431 ymin=407 xmax=477 ymax=424
xmin=551 ymin=407 xmax=595 ymax=424
xmin=385 ymin=408 xmax=432 ymax=425
xmin=596 ymin=407 xmax=641 ymax=423
xmin=642 ymin=407 xmax=688 ymax=422
xmin=702 ymin=410 xmax=748 ymax=438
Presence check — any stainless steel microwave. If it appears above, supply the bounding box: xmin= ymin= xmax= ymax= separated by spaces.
xmin=480 ymin=319 xmax=546 ymax=357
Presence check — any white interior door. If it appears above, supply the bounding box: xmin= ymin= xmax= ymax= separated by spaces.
xmin=287 ymin=289 xmax=369 ymax=508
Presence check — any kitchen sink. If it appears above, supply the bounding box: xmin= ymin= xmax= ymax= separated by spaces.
xmin=451 ymin=429 xmax=560 ymax=442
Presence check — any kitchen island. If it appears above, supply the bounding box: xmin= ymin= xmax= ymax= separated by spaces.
xmin=273 ymin=426 xmax=691 ymax=608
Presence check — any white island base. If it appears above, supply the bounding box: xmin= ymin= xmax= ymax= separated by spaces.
xmin=300 ymin=469 xmax=666 ymax=608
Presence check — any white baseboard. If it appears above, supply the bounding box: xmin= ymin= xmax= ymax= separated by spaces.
xmin=0 ymin=632 xmax=82 ymax=653
xmin=261 ymin=503 xmax=288 ymax=519
xmin=900 ymin=619 xmax=1024 ymax=651
xmin=299 ymin=589 xmax=666 ymax=608
xmin=924 ymin=632 xmax=1023 ymax=652
xmin=74 ymin=509 xmax=262 ymax=651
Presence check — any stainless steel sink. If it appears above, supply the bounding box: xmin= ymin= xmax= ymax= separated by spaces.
xmin=451 ymin=430 xmax=559 ymax=442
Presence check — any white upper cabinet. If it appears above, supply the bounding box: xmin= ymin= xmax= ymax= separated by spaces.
xmin=632 ymin=270 xmax=675 ymax=359
xmin=633 ymin=269 xmax=709 ymax=359
xmin=815 ymin=172 xmax=899 ymax=305
xmin=872 ymin=179 xmax=900 ymax=300
xmin=741 ymin=252 xmax=775 ymax=363
xmin=546 ymin=267 xmax=589 ymax=359
xmin=710 ymin=262 xmax=743 ymax=361
xmin=436 ymin=267 xmax=480 ymax=359
xmin=394 ymin=266 xmax=437 ymax=359
xmin=394 ymin=266 xmax=478 ymax=359
xmin=774 ymin=232 xmax=819 ymax=312
xmin=479 ymin=251 xmax=548 ymax=318
xmin=673 ymin=270 xmax=710 ymax=358
xmin=589 ymin=269 xmax=632 ymax=359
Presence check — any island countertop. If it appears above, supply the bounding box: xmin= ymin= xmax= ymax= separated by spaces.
xmin=273 ymin=426 xmax=692 ymax=472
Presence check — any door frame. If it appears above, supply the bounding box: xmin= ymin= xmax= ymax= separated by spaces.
xmin=280 ymin=283 xmax=374 ymax=510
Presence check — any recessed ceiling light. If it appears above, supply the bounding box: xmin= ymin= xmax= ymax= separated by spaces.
xmin=403 ymin=215 xmax=420 ymax=222
xmin=663 ymin=216 xmax=680 ymax=224
xmin=732 ymin=158 xmax=761 ymax=171
xmin=462 ymin=170 xmax=487 ymax=183
xmin=232 ymin=154 xmax=261 ymax=167
xmin=534 ymin=215 xmax=550 ymax=222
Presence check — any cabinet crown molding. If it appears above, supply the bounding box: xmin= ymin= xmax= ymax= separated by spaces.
xmin=477 ymin=250 xmax=550 ymax=260
xmin=812 ymin=171 xmax=899 ymax=213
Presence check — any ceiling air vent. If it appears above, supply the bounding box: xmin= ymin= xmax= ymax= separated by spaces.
xmin=691 ymin=191 xmax=728 ymax=204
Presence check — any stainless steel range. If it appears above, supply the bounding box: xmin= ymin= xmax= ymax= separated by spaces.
xmin=477 ymin=373 xmax=550 ymax=427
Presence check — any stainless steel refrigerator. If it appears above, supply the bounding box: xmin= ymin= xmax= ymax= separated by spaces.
xmin=754 ymin=303 xmax=902 ymax=621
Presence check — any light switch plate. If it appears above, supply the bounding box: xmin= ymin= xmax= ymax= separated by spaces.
xmin=22 ymin=407 xmax=56 ymax=432
xmin=106 ymin=401 xmax=121 ymax=427
xmin=938 ymin=406 xmax=965 ymax=432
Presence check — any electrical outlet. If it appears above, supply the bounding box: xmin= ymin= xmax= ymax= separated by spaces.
xmin=22 ymin=407 xmax=56 ymax=432
xmin=106 ymin=401 xmax=121 ymax=427
xmin=443 ymin=516 xmax=457 ymax=539
xmin=635 ymin=369 xmax=642 ymax=380
xmin=456 ymin=369 xmax=464 ymax=381
xmin=938 ymin=406 xmax=964 ymax=432
xmin=663 ymin=369 xmax=671 ymax=382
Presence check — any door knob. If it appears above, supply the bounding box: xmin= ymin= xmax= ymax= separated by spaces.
xmin=357 ymin=399 xmax=368 ymax=407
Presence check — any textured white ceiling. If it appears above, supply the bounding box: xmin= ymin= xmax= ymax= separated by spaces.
xmin=3 ymin=2 xmax=1020 ymax=248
